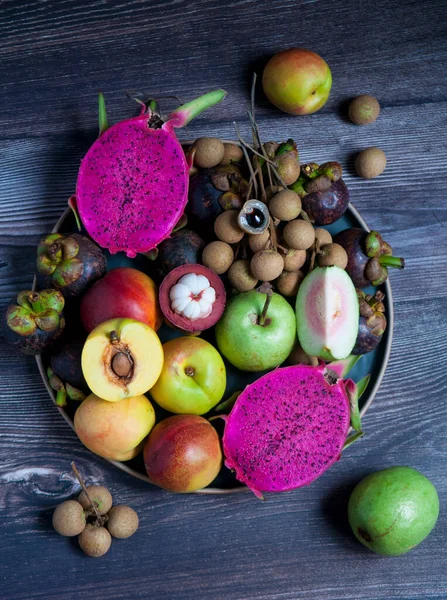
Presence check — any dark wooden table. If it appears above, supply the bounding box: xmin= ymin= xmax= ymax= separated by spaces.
xmin=1 ymin=1 xmax=446 ymax=599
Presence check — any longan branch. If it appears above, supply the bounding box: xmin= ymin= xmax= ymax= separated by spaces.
xmin=71 ymin=461 xmax=100 ymax=521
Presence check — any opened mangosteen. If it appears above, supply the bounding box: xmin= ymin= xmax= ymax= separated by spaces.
xmin=157 ymin=229 xmax=206 ymax=276
xmin=3 ymin=289 xmax=65 ymax=355
xmin=159 ymin=264 xmax=226 ymax=333
xmin=188 ymin=164 xmax=247 ymax=230
xmin=300 ymin=179 xmax=349 ymax=225
xmin=334 ymin=228 xmax=405 ymax=287
xmin=36 ymin=233 xmax=106 ymax=298
xmin=353 ymin=289 xmax=387 ymax=354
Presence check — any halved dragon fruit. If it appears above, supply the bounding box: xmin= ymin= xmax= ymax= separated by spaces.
xmin=75 ymin=90 xmax=226 ymax=258
xmin=222 ymin=358 xmax=367 ymax=499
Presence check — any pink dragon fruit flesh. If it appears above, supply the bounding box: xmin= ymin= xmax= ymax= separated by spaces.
xmin=75 ymin=90 xmax=226 ymax=258
xmin=222 ymin=358 xmax=368 ymax=499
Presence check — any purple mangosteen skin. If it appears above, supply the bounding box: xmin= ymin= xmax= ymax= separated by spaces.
xmin=352 ymin=318 xmax=383 ymax=355
xmin=187 ymin=168 xmax=224 ymax=228
xmin=302 ymin=179 xmax=349 ymax=225
xmin=333 ymin=228 xmax=370 ymax=288
xmin=157 ymin=229 xmax=206 ymax=275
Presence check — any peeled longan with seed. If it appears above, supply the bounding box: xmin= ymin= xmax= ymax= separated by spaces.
xmin=202 ymin=241 xmax=234 ymax=274
xmin=283 ymin=220 xmax=315 ymax=250
xmin=318 ymin=243 xmax=348 ymax=269
xmin=78 ymin=524 xmax=112 ymax=558
xmin=248 ymin=229 xmax=270 ymax=252
xmin=314 ymin=228 xmax=332 ymax=247
xmin=193 ymin=137 xmax=225 ymax=168
xmin=349 ymin=95 xmax=380 ymax=125
xmin=53 ymin=500 xmax=86 ymax=537
xmin=107 ymin=505 xmax=139 ymax=539
xmin=251 ymin=250 xmax=284 ymax=282
xmin=214 ymin=210 xmax=245 ymax=244
xmin=276 ymin=270 xmax=304 ymax=297
xmin=78 ymin=485 xmax=112 ymax=516
xmin=228 ymin=260 xmax=258 ymax=292
xmin=269 ymin=190 xmax=302 ymax=221
xmin=283 ymin=248 xmax=307 ymax=272
xmin=355 ymin=147 xmax=387 ymax=179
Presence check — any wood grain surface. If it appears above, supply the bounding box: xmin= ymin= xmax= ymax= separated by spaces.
xmin=0 ymin=1 xmax=446 ymax=599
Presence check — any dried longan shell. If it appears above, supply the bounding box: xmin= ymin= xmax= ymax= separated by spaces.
xmin=220 ymin=143 xmax=244 ymax=165
xmin=214 ymin=210 xmax=245 ymax=244
xmin=193 ymin=137 xmax=225 ymax=169
xmin=251 ymin=250 xmax=284 ymax=282
xmin=283 ymin=248 xmax=307 ymax=272
xmin=107 ymin=505 xmax=139 ymax=539
xmin=78 ymin=485 xmax=112 ymax=516
xmin=248 ymin=229 xmax=271 ymax=252
xmin=317 ymin=243 xmax=348 ymax=269
xmin=269 ymin=190 xmax=302 ymax=221
xmin=348 ymin=95 xmax=380 ymax=125
xmin=276 ymin=270 xmax=304 ymax=297
xmin=283 ymin=220 xmax=315 ymax=250
xmin=53 ymin=500 xmax=86 ymax=537
xmin=202 ymin=241 xmax=234 ymax=274
xmin=314 ymin=228 xmax=333 ymax=247
xmin=355 ymin=147 xmax=387 ymax=179
xmin=78 ymin=524 xmax=112 ymax=558
xmin=228 ymin=260 xmax=258 ymax=292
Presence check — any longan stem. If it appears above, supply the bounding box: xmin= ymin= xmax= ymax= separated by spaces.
xmin=71 ymin=461 xmax=100 ymax=521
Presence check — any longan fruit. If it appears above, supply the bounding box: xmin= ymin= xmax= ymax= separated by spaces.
xmin=193 ymin=137 xmax=225 ymax=168
xmin=283 ymin=248 xmax=307 ymax=272
xmin=248 ymin=229 xmax=271 ymax=252
xmin=202 ymin=241 xmax=234 ymax=274
xmin=78 ymin=524 xmax=112 ymax=558
xmin=78 ymin=486 xmax=112 ymax=516
xmin=283 ymin=220 xmax=315 ymax=250
xmin=349 ymin=95 xmax=380 ymax=125
xmin=251 ymin=250 xmax=284 ymax=282
xmin=228 ymin=260 xmax=258 ymax=292
xmin=53 ymin=500 xmax=86 ymax=537
xmin=107 ymin=506 xmax=139 ymax=539
xmin=269 ymin=190 xmax=302 ymax=221
xmin=288 ymin=342 xmax=319 ymax=366
xmin=214 ymin=210 xmax=245 ymax=244
xmin=318 ymin=243 xmax=348 ymax=269
xmin=355 ymin=147 xmax=387 ymax=179
xmin=220 ymin=143 xmax=244 ymax=165
xmin=314 ymin=228 xmax=332 ymax=247
xmin=276 ymin=270 xmax=304 ymax=297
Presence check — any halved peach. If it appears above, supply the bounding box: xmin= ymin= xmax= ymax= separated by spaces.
xmin=81 ymin=318 xmax=163 ymax=402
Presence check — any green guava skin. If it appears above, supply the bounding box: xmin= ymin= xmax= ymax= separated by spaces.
xmin=348 ymin=466 xmax=439 ymax=556
xmin=215 ymin=290 xmax=296 ymax=372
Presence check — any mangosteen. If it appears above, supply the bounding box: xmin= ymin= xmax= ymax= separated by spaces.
xmin=157 ymin=229 xmax=206 ymax=275
xmin=159 ymin=264 xmax=226 ymax=333
xmin=36 ymin=233 xmax=106 ymax=298
xmin=49 ymin=340 xmax=88 ymax=392
xmin=3 ymin=289 xmax=65 ymax=355
xmin=334 ymin=228 xmax=405 ymax=288
xmin=353 ymin=290 xmax=387 ymax=354
xmin=301 ymin=179 xmax=350 ymax=225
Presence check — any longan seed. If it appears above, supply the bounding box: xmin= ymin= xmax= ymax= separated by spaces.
xmin=276 ymin=270 xmax=304 ymax=297
xmin=251 ymin=250 xmax=284 ymax=282
xmin=202 ymin=241 xmax=234 ymax=274
xmin=283 ymin=220 xmax=315 ymax=250
xmin=228 ymin=260 xmax=258 ymax=292
xmin=214 ymin=210 xmax=245 ymax=244
xmin=355 ymin=147 xmax=387 ymax=179
xmin=78 ymin=524 xmax=112 ymax=558
xmin=314 ymin=228 xmax=332 ymax=247
xmin=107 ymin=505 xmax=139 ymax=539
xmin=193 ymin=137 xmax=225 ymax=169
xmin=269 ymin=190 xmax=302 ymax=221
xmin=248 ymin=229 xmax=270 ymax=252
xmin=283 ymin=248 xmax=307 ymax=272
xmin=348 ymin=95 xmax=380 ymax=125
xmin=78 ymin=486 xmax=113 ymax=516
xmin=52 ymin=500 xmax=86 ymax=537
xmin=317 ymin=243 xmax=348 ymax=269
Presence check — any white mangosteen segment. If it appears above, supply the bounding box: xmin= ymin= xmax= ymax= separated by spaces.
xmin=296 ymin=266 xmax=359 ymax=361
xmin=169 ymin=273 xmax=216 ymax=321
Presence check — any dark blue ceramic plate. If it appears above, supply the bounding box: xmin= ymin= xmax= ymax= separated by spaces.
xmin=37 ymin=198 xmax=393 ymax=494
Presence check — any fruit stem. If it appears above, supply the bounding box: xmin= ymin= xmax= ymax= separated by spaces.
xmin=168 ymin=89 xmax=227 ymax=127
xmin=378 ymin=255 xmax=405 ymax=269
xmin=110 ymin=330 xmax=120 ymax=344
xmin=258 ymin=283 xmax=273 ymax=326
xmin=71 ymin=461 xmax=101 ymax=521
xmin=68 ymin=196 xmax=82 ymax=232
xmin=98 ymin=92 xmax=109 ymax=136
xmin=27 ymin=292 xmax=45 ymax=314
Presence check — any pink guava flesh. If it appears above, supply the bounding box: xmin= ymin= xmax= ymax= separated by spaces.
xmin=223 ymin=364 xmax=351 ymax=495
xmin=76 ymin=116 xmax=189 ymax=258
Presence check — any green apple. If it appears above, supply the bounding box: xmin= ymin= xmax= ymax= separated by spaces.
xmin=262 ymin=48 xmax=332 ymax=115
xmin=348 ymin=466 xmax=439 ymax=556
xmin=150 ymin=336 xmax=226 ymax=415
xmin=215 ymin=288 xmax=296 ymax=371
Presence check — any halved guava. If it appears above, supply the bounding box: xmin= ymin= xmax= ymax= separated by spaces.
xmin=295 ymin=266 xmax=359 ymax=360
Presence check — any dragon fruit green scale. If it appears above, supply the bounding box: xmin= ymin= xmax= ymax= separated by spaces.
xmin=76 ymin=90 xmax=226 ymax=258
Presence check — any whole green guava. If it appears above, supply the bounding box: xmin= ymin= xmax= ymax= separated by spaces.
xmin=348 ymin=466 xmax=439 ymax=556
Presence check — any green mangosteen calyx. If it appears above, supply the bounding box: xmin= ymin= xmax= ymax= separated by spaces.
xmin=7 ymin=290 xmax=64 ymax=336
xmin=37 ymin=233 xmax=84 ymax=287
xmin=364 ymin=231 xmax=405 ymax=285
